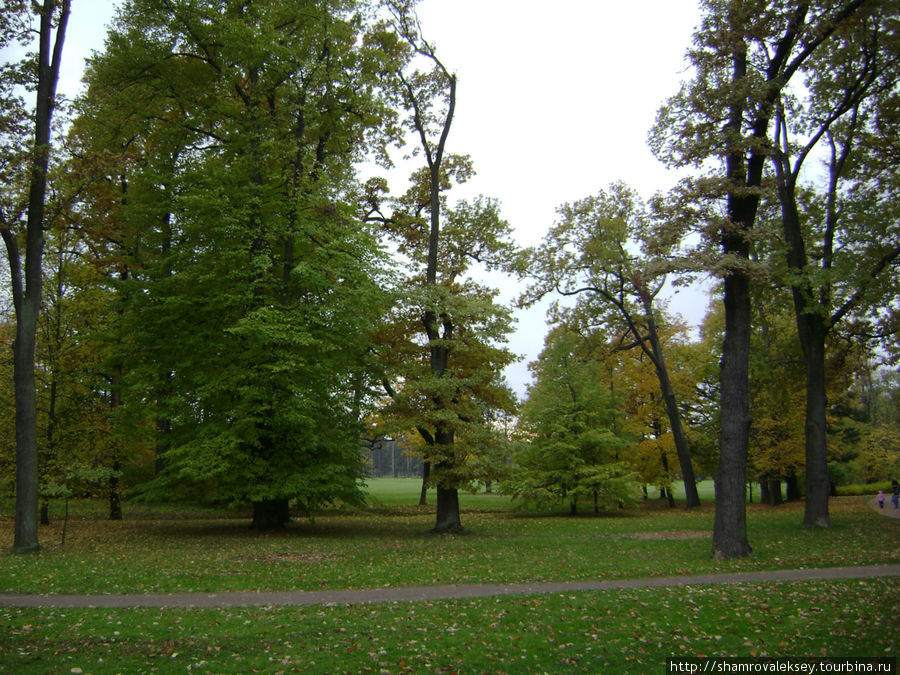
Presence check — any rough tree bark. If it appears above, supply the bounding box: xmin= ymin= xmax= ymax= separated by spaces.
xmin=713 ymin=40 xmax=759 ymax=558
xmin=713 ymin=265 xmax=754 ymax=558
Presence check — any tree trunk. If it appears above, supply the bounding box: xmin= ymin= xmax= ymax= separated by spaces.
xmin=659 ymin=451 xmax=677 ymax=508
xmin=786 ymin=474 xmax=800 ymax=501
xmin=433 ymin=486 xmax=461 ymax=533
xmin=5 ymin=1 xmax=70 ymax=554
xmin=43 ymin=369 xmax=59 ymax=527
xmin=109 ymin=358 xmax=124 ymax=520
xmin=154 ymin=397 xmax=171 ymax=476
xmin=109 ymin=261 xmax=126 ymax=521
xmin=781 ymin=171 xmax=831 ymax=527
xmin=419 ymin=461 xmax=430 ymax=505
xmin=10 ymin=300 xmax=41 ymax=553
xmin=430 ymin=427 xmax=461 ymax=533
xmin=712 ymin=270 xmax=753 ymax=559
xmin=251 ymin=499 xmax=290 ymax=530
xmin=405 ymin=50 xmax=459 ymax=532
xmin=711 ymin=31 xmax=761 ymax=559
xmin=662 ymin=386 xmax=701 ymax=508
xmin=801 ymin=323 xmax=830 ymax=527
xmin=766 ymin=478 xmax=783 ymax=506
xmin=108 ymin=464 xmax=123 ymax=521
xmin=154 ymin=209 xmax=174 ymax=476
xmin=644 ymin=306 xmax=700 ymax=507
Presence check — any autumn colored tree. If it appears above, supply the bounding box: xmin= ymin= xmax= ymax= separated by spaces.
xmin=769 ymin=0 xmax=899 ymax=526
xmin=521 ymin=182 xmax=701 ymax=507
xmin=609 ymin=314 xmax=704 ymax=506
xmin=746 ymin=289 xmax=807 ymax=504
xmin=856 ymin=425 xmax=900 ymax=483
xmin=32 ymin=225 xmax=127 ymax=521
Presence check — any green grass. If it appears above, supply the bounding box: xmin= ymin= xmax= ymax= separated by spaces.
xmin=368 ymin=477 xmax=771 ymax=507
xmin=2 ymin=578 xmax=896 ymax=673
xmin=364 ymin=477 xmax=513 ymax=511
xmin=1 ymin=486 xmax=898 ymax=673
xmin=3 ymin=496 xmax=897 ymax=596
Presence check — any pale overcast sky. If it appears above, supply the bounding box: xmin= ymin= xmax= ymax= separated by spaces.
xmin=57 ymin=0 xmax=707 ymax=397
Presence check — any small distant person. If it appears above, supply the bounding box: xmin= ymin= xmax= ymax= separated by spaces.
xmin=892 ymin=478 xmax=899 ymax=496
xmin=893 ymin=491 xmax=899 ymax=510
xmin=878 ymin=490 xmax=885 ymax=508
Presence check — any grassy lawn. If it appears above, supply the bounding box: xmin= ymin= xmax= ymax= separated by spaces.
xmin=1 ymin=483 xmax=898 ymax=673
xmin=368 ymin=477 xmax=763 ymax=506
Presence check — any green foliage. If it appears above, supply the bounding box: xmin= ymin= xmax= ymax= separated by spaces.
xmin=375 ymin=276 xmax=519 ymax=488
xmin=834 ymin=481 xmax=895 ymax=497
xmin=62 ymin=0 xmax=406 ymax=517
xmin=520 ymin=181 xmax=704 ymax=506
xmin=512 ymin=327 xmax=638 ymax=512
xmin=374 ymin=141 xmax=519 ymax=494
xmin=510 ymin=462 xmax=638 ymax=513
xmin=828 ymin=366 xmax=900 ymax=486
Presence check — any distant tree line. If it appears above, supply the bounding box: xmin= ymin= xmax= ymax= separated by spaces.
xmin=367 ymin=440 xmax=424 ymax=479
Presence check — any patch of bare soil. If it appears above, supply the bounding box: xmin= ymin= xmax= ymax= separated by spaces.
xmin=238 ymin=552 xmax=336 ymax=564
xmin=618 ymin=530 xmax=709 ymax=540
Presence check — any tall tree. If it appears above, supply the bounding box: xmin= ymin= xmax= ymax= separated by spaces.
xmin=76 ymin=0 xmax=399 ymax=528
xmin=521 ymin=182 xmax=701 ymax=507
xmin=770 ymin=0 xmax=899 ymax=526
xmin=609 ymin=311 xmax=706 ymax=504
xmin=378 ymin=1 xmax=517 ymax=532
xmin=372 ymin=176 xmax=519 ymax=531
xmin=0 ymin=0 xmax=71 ymax=553
xmin=651 ymin=0 xmax=871 ymax=557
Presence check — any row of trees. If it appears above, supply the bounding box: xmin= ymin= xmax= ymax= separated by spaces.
xmin=652 ymin=0 xmax=898 ymax=556
xmin=514 ymin=261 xmax=896 ymax=514
xmin=518 ymin=0 xmax=898 ymax=557
xmin=2 ymin=0 xmax=897 ymax=559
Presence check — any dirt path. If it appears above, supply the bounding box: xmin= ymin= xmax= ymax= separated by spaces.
xmin=1 ymin=564 xmax=898 ymax=609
